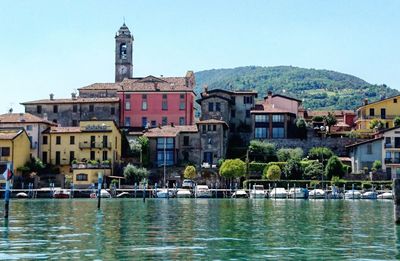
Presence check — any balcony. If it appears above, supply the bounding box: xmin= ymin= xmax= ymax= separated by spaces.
xmin=71 ymin=162 xmax=111 ymax=169
xmin=79 ymin=142 xmax=111 ymax=149
xmin=358 ymin=114 xmax=398 ymax=120
xmin=384 ymin=143 xmax=400 ymax=149
xmin=385 ymin=143 xmax=392 ymax=148
xmin=385 ymin=158 xmax=400 ymax=164
xmin=385 ymin=158 xmax=392 ymax=164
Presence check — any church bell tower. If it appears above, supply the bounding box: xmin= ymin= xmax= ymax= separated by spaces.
xmin=115 ymin=23 xmax=133 ymax=82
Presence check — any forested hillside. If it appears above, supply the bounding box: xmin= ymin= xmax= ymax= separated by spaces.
xmin=194 ymin=66 xmax=398 ymax=110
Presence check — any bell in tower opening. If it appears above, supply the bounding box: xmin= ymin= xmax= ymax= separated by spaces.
xmin=115 ymin=23 xmax=134 ymax=82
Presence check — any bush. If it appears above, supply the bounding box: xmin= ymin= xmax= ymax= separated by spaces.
xmin=372 ymin=160 xmax=382 ymax=170
xmin=312 ymin=116 xmax=324 ymax=122
xmin=183 ymin=165 xmax=197 ymax=179
xmin=219 ymin=159 xmax=246 ymax=179
xmin=277 ymin=148 xmax=304 ymax=162
xmin=263 ymin=164 xmax=281 ymax=180
xmin=283 ymin=159 xmax=303 ymax=180
xmin=304 ymin=160 xmax=324 ymax=180
xmin=342 ymin=165 xmax=352 ymax=174
xmin=308 ymin=147 xmax=334 ymax=163
xmin=325 ymin=156 xmax=345 ymax=180
xmin=248 ymin=140 xmax=277 ymax=162
xmin=123 ymin=164 xmax=149 ymax=183
xmin=395 ymin=116 xmax=400 ymax=127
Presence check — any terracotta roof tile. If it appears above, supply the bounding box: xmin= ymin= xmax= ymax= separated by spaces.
xmin=21 ymin=97 xmax=119 ymax=105
xmin=120 ymin=75 xmax=193 ymax=92
xmin=78 ymin=83 xmax=121 ymax=91
xmin=48 ymin=127 xmax=82 ymax=134
xmin=144 ymin=125 xmax=198 ymax=138
xmin=307 ymin=110 xmax=355 ymax=117
xmin=251 ymin=104 xmax=292 ymax=114
xmin=0 ymin=113 xmax=56 ymax=125
xmin=0 ymin=129 xmax=24 ymax=140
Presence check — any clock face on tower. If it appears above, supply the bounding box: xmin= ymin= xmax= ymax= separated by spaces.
xmin=118 ymin=66 xmax=127 ymax=74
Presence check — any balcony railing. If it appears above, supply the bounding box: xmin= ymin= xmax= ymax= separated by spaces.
xmin=385 ymin=158 xmax=400 ymax=164
xmin=79 ymin=142 xmax=111 ymax=149
xmin=71 ymin=162 xmax=111 ymax=169
xmin=358 ymin=115 xmax=398 ymax=120
xmin=384 ymin=143 xmax=400 ymax=149
xmin=385 ymin=158 xmax=392 ymax=164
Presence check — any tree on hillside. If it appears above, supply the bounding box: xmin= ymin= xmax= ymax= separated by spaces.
xmin=219 ymin=159 xmax=246 ymax=179
xmin=308 ymin=147 xmax=334 ymax=164
xmin=325 ymin=156 xmax=344 ymax=180
xmin=295 ymin=118 xmax=308 ymax=139
xmin=304 ymin=161 xmax=324 ymax=180
xmin=283 ymin=158 xmax=303 ymax=180
xmin=183 ymin=165 xmax=197 ymax=180
xmin=263 ymin=165 xmax=281 ymax=180
xmin=323 ymin=112 xmax=337 ymax=133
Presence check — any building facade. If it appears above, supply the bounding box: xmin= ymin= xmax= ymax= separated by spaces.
xmin=22 ymin=94 xmax=120 ymax=127
xmin=355 ymin=95 xmax=400 ymax=130
xmin=0 ymin=113 xmax=56 ymax=158
xmin=41 ymin=120 xmax=121 ymax=187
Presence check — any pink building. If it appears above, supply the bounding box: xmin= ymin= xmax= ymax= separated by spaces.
xmin=118 ymin=72 xmax=195 ymax=128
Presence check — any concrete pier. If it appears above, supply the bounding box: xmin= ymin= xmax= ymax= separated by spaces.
xmin=394 ymin=179 xmax=400 ymax=224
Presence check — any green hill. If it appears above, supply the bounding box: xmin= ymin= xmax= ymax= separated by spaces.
xmin=194 ymin=66 xmax=399 ymax=110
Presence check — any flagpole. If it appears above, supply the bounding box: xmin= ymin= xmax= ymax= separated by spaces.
xmin=4 ymin=180 xmax=10 ymax=218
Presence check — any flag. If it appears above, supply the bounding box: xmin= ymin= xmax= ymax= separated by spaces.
xmin=2 ymin=163 xmax=13 ymax=181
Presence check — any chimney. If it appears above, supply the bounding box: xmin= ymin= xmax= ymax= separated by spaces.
xmin=71 ymin=92 xmax=77 ymax=100
xmin=266 ymin=91 xmax=272 ymax=104
xmin=158 ymin=123 xmax=162 ymax=129
xmin=364 ymin=98 xmax=368 ymax=106
xmin=171 ymin=122 xmax=174 ymax=127
xmin=49 ymin=93 xmax=54 ymax=100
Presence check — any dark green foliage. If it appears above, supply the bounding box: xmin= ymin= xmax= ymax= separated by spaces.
xmin=394 ymin=117 xmax=400 ymax=127
xmin=304 ymin=161 xmax=325 ymax=180
xmin=308 ymin=147 xmax=334 ymax=163
xmin=276 ymin=148 xmax=303 ymax=162
xmin=323 ymin=112 xmax=337 ymax=132
xmin=325 ymin=156 xmax=345 ymax=180
xmin=312 ymin=116 xmax=324 ymax=122
xmin=283 ymin=159 xmax=303 ymax=180
xmin=369 ymin=119 xmax=385 ymax=130
xmin=195 ymin=66 xmax=399 ymax=110
xmin=248 ymin=140 xmax=277 ymax=162
xmin=372 ymin=160 xmax=382 ymax=170
xmin=219 ymin=159 xmax=246 ymax=179
xmin=123 ymin=164 xmax=149 ymax=183
xmin=263 ymin=164 xmax=281 ymax=180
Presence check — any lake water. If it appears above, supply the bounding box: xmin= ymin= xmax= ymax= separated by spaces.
xmin=0 ymin=199 xmax=399 ymax=260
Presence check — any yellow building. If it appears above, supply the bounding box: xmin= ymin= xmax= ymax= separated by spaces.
xmin=356 ymin=95 xmax=400 ymax=130
xmin=0 ymin=128 xmax=31 ymax=184
xmin=41 ymin=120 xmax=121 ymax=187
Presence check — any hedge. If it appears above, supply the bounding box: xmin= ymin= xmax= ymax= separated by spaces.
xmin=249 ymin=160 xmax=318 ymax=173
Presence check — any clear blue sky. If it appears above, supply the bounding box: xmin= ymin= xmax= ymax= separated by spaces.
xmin=1 ymin=0 xmax=399 ymax=113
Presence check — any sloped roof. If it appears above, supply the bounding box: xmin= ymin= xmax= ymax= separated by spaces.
xmin=0 ymin=128 xmax=25 ymax=140
xmin=144 ymin=125 xmax=198 ymax=138
xmin=120 ymin=76 xmax=193 ymax=92
xmin=44 ymin=127 xmax=82 ymax=134
xmin=21 ymin=97 xmax=119 ymax=105
xmin=345 ymin=137 xmax=383 ymax=148
xmin=251 ymin=104 xmax=293 ymax=114
xmin=78 ymin=83 xmax=121 ymax=91
xmin=0 ymin=113 xmax=56 ymax=125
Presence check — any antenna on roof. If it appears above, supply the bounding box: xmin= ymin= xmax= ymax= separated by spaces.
xmin=123 ymin=16 xmax=126 ymax=25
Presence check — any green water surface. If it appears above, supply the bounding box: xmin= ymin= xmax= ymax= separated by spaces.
xmin=0 ymin=199 xmax=399 ymax=260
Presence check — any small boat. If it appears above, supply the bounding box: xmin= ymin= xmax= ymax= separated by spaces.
xmin=232 ymin=190 xmax=248 ymax=198
xmin=156 ymin=188 xmax=174 ymax=198
xmin=309 ymin=189 xmax=325 ymax=199
xmin=378 ymin=191 xmax=393 ymax=200
xmin=53 ymin=189 xmax=70 ymax=199
xmin=344 ymin=190 xmax=361 ymax=199
xmin=16 ymin=192 xmax=28 ymax=198
xmin=361 ymin=191 xmax=377 ymax=199
xmin=100 ymin=189 xmax=111 ymax=198
xmin=288 ymin=188 xmax=309 ymax=199
xmin=270 ymin=188 xmax=288 ymax=199
xmin=250 ymin=185 xmax=266 ymax=199
xmin=116 ymin=192 xmax=130 ymax=198
xmin=195 ymin=185 xmax=212 ymax=198
xmin=177 ymin=189 xmax=192 ymax=198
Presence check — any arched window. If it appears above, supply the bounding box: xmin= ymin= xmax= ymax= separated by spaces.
xmin=76 ymin=173 xmax=88 ymax=181
xmin=120 ymin=43 xmax=127 ymax=59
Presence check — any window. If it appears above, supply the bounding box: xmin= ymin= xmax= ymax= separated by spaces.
xmin=157 ymin=151 xmax=174 ymax=166
xmin=120 ymin=43 xmax=127 ymax=59
xmin=102 ymin=151 xmax=108 ymax=161
xmin=386 ymin=137 xmax=391 ymax=147
xmin=102 ymin=136 xmax=108 ymax=148
xmin=56 ymin=136 xmax=61 ymax=145
xmin=255 ymin=128 xmax=267 ymax=139
xmin=89 ymin=104 xmax=94 ymax=112
xmin=381 ymin=108 xmax=386 ymax=119
xmin=246 ymin=110 xmax=251 ymax=118
xmin=183 ymin=136 xmax=189 ymax=146
xmin=43 ymin=136 xmax=48 ymax=145
xmin=208 ymin=125 xmax=212 ymax=131
xmin=272 ymin=127 xmax=284 ymax=138
xmin=213 ymin=125 xmax=217 ymax=131
xmin=162 ymin=95 xmax=168 ymax=110
xmin=272 ymin=114 xmax=284 ymax=122
xmin=53 ymin=105 xmax=58 ymax=113
xmin=243 ymin=96 xmax=253 ymax=104
xmin=42 ymin=151 xmax=47 ymax=164
xmin=208 ymin=102 xmax=214 ymax=112
xmin=26 ymin=125 xmax=33 ymax=131
xmin=151 ymin=120 xmax=157 ymax=127
xmin=255 ymin=115 xmax=268 ymax=122
xmin=90 ymin=136 xmax=96 ymax=148
xmin=0 ymin=147 xmax=10 ymax=157
xmin=367 ymin=144 xmax=372 ymax=154
xmin=162 ymin=117 xmax=168 ymax=126
xmin=231 ymin=110 xmax=236 ymax=118
xmin=394 ymin=98 xmax=397 ymax=103
xmin=53 ymin=119 xmax=57 ymax=124
xmin=216 ymin=102 xmax=221 ymax=112
xmin=369 ymin=108 xmax=375 ymax=116
xmin=111 ymin=107 xmax=115 ymax=115
xmin=202 ymin=125 xmax=206 ymax=134
xmin=124 ymin=117 xmax=131 ymax=126
xmin=180 ymin=94 xmax=184 ymax=99
xmin=125 ymin=101 xmax=131 ymax=110
xmin=179 ymin=101 xmax=185 ymax=110
xmin=76 ymin=174 xmax=88 ymax=181
xmin=69 ymin=151 xmax=75 ymax=163
xmin=142 ymin=100 xmax=148 ymax=110
xmin=396 ymin=168 xmax=400 ymax=178
xmin=37 ymin=105 xmax=42 ymax=114
xmin=157 ymin=138 xmax=174 ymax=149
xmin=72 ymin=120 xmax=78 ymax=127
xmin=90 ymin=151 xmax=95 ymax=161
xmin=55 ymin=151 xmax=61 ymax=165
xmin=142 ymin=117 xmax=148 ymax=128
xmin=179 ymin=117 xmax=185 ymax=125
xmin=125 ymin=94 xmax=131 ymax=99
xmin=70 ymin=136 xmax=75 ymax=145
xmin=73 ymin=105 xmax=78 ymax=113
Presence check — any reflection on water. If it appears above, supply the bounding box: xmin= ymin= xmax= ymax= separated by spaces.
xmin=0 ymin=199 xmax=398 ymax=259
